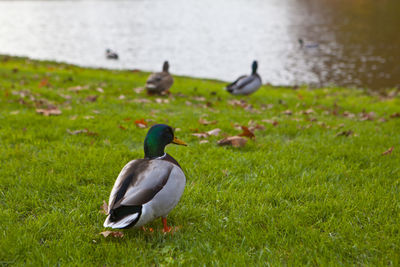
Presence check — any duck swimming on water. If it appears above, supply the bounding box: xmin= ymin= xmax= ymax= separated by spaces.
xmin=106 ymin=49 xmax=119 ymax=60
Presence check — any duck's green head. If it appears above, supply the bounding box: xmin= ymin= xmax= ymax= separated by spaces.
xmin=251 ymin=60 xmax=258 ymax=74
xmin=144 ymin=124 xmax=186 ymax=159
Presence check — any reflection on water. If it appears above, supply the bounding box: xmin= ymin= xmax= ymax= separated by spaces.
xmin=0 ymin=0 xmax=398 ymax=89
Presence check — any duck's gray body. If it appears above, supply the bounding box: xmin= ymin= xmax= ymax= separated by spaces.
xmin=146 ymin=61 xmax=173 ymax=94
xmin=103 ymin=156 xmax=185 ymax=229
xmin=226 ymin=74 xmax=262 ymax=95
xmin=226 ymin=61 xmax=262 ymax=95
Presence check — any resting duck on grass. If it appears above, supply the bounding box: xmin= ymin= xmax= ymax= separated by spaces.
xmin=106 ymin=49 xmax=119 ymax=60
xmin=103 ymin=124 xmax=187 ymax=232
xmin=145 ymin=61 xmax=174 ymax=94
xmin=225 ymin=60 xmax=262 ymax=95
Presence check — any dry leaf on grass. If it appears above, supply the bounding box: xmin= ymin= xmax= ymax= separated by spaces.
xmin=382 ymin=146 xmax=394 ymax=155
xmin=85 ymin=95 xmax=98 ymax=102
xmin=118 ymin=125 xmax=127 ymax=130
xmin=192 ymin=96 xmax=206 ymax=102
xmin=238 ymin=126 xmax=255 ymax=139
xmin=118 ymin=95 xmax=126 ymax=100
xmin=360 ymin=111 xmax=376 ymax=121
xmin=336 ymin=130 xmax=353 ymax=137
xmin=207 ymin=128 xmax=221 ymax=136
xmin=155 ymin=98 xmax=170 ymax=104
xmin=217 ymin=136 xmax=247 ymax=147
xmin=68 ymin=85 xmax=89 ymax=92
xmin=192 ymin=128 xmax=221 ymax=139
xmin=36 ymin=107 xmax=62 ymax=116
xmin=199 ymin=140 xmax=209 ymax=144
xmin=100 ymin=231 xmax=124 ymax=238
xmin=262 ymin=119 xmax=279 ymax=126
xmin=67 ymin=129 xmax=98 ymax=136
xmin=96 ymin=87 xmax=104 ymax=93
xmin=135 ymin=119 xmax=148 ymax=128
xmin=199 ymin=118 xmax=217 ymax=125
xmin=133 ymin=98 xmax=151 ymax=104
xmin=390 ymin=112 xmax=400 ymax=118
xmin=303 ymin=108 xmax=315 ymax=115
xmin=100 ymin=200 xmax=108 ymax=215
xmin=282 ymin=110 xmax=292 ymax=115
xmin=192 ymin=133 xmax=209 ymax=138
xmin=38 ymin=78 xmax=49 ymax=88
xmin=133 ymin=87 xmax=144 ymax=94
xmin=343 ymin=111 xmax=355 ymax=118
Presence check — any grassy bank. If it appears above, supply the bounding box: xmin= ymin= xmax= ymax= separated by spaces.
xmin=1 ymin=55 xmax=399 ymax=265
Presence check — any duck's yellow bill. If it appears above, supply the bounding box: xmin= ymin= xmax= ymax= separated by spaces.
xmin=172 ymin=137 xmax=187 ymax=146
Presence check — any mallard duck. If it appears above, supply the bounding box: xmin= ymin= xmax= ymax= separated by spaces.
xmin=225 ymin=60 xmax=262 ymax=95
xmin=145 ymin=61 xmax=173 ymax=94
xmin=298 ymin=38 xmax=319 ymax=49
xmin=103 ymin=124 xmax=187 ymax=232
xmin=106 ymin=49 xmax=119 ymax=60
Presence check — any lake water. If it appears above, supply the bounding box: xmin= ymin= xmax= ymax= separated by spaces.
xmin=0 ymin=0 xmax=399 ymax=90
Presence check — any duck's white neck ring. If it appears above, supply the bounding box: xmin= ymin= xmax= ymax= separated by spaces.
xmin=154 ymin=153 xmax=166 ymax=160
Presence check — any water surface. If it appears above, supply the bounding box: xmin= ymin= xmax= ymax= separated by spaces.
xmin=0 ymin=0 xmax=399 ymax=89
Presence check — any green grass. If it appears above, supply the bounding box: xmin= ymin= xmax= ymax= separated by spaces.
xmin=1 ymin=55 xmax=399 ymax=266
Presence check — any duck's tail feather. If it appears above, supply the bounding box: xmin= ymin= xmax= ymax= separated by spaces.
xmin=103 ymin=205 xmax=142 ymax=229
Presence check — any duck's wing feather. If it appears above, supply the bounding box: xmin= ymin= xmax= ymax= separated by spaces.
xmin=235 ymin=74 xmax=259 ymax=90
xmin=104 ymin=160 xmax=175 ymax=229
xmin=108 ymin=159 xmax=173 ymax=210
xmin=226 ymin=75 xmax=247 ymax=90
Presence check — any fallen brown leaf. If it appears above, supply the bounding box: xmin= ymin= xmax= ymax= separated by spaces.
xmin=155 ymin=98 xmax=169 ymax=104
xmin=135 ymin=118 xmax=148 ymax=128
xmin=100 ymin=200 xmax=108 ymax=215
xmin=390 ymin=112 xmax=400 ymax=118
xmin=343 ymin=111 xmax=355 ymax=118
xmin=192 ymin=96 xmax=206 ymax=102
xmin=38 ymin=78 xmax=49 ymax=88
xmin=96 ymin=87 xmax=104 ymax=93
xmin=199 ymin=140 xmax=209 ymax=144
xmin=133 ymin=98 xmax=151 ymax=104
xmin=100 ymin=231 xmax=124 ymax=238
xmin=282 ymin=110 xmax=292 ymax=115
xmin=207 ymin=128 xmax=221 ymax=136
xmin=303 ymin=108 xmax=315 ymax=115
xmin=217 ymin=136 xmax=247 ymax=147
xmin=36 ymin=107 xmax=62 ymax=116
xmin=192 ymin=133 xmax=209 ymax=138
xmin=336 ymin=130 xmax=353 ymax=137
xmin=118 ymin=125 xmax=127 ymax=130
xmin=199 ymin=118 xmax=217 ymax=125
xmin=238 ymin=126 xmax=255 ymax=139
xmin=262 ymin=119 xmax=279 ymax=126
xmin=360 ymin=111 xmax=376 ymax=121
xmin=68 ymin=85 xmax=89 ymax=92
xmin=85 ymin=95 xmax=98 ymax=102
xmin=133 ymin=87 xmax=144 ymax=94
xmin=67 ymin=129 xmax=98 ymax=136
xmin=382 ymin=146 xmax=394 ymax=155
